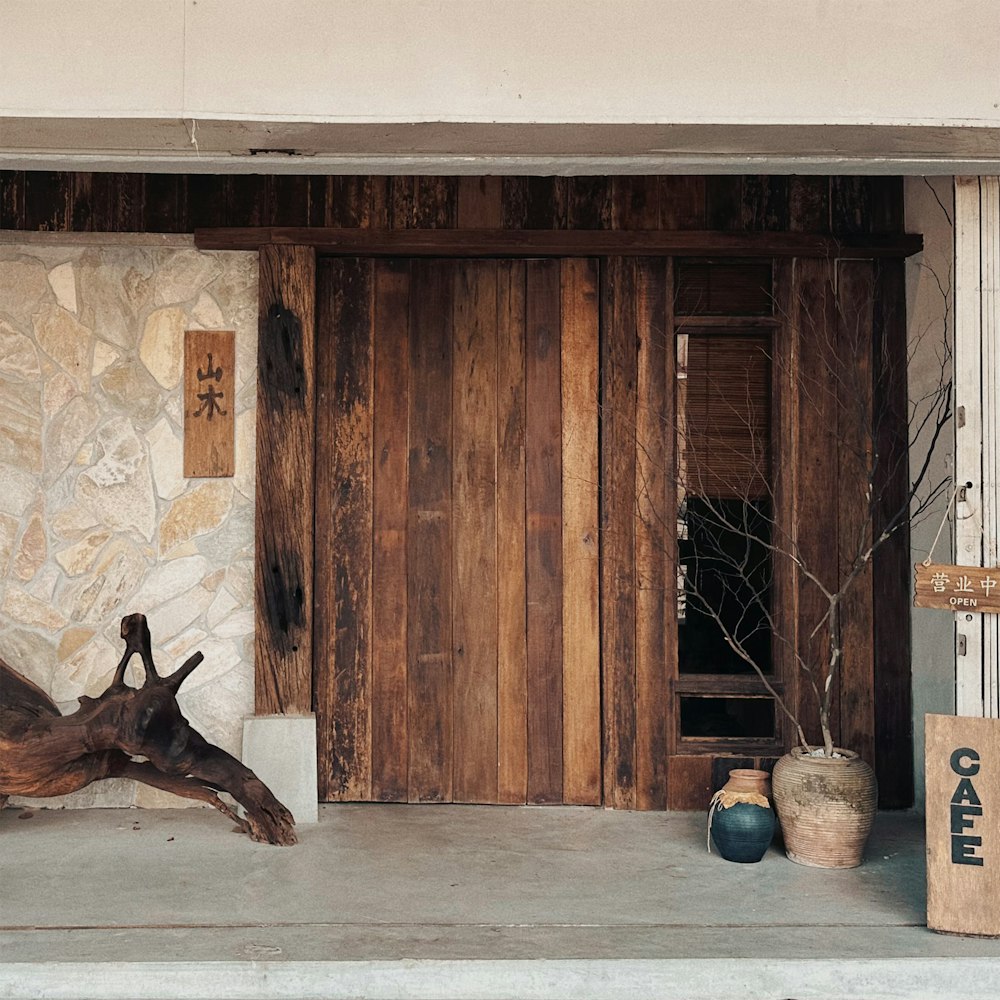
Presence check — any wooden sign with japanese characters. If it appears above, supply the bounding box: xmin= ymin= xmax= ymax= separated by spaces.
xmin=914 ymin=563 xmax=1000 ymax=613
xmin=184 ymin=330 xmax=235 ymax=478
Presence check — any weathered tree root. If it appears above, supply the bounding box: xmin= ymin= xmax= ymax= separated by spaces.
xmin=0 ymin=613 xmax=296 ymax=845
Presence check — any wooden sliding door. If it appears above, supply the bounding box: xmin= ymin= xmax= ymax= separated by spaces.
xmin=314 ymin=257 xmax=602 ymax=804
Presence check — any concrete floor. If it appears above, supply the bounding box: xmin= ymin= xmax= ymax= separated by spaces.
xmin=2 ymin=804 xmax=1000 ymax=999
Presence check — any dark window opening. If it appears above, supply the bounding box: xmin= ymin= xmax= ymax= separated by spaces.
xmin=678 ymin=497 xmax=773 ymax=675
xmin=680 ymin=696 xmax=776 ymax=739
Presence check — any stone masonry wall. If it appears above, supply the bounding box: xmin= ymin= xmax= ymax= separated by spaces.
xmin=0 ymin=236 xmax=258 ymax=807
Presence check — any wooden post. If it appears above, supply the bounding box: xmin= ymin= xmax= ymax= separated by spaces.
xmin=255 ymin=244 xmax=316 ymax=716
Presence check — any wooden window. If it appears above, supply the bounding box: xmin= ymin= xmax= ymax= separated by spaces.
xmin=674 ymin=260 xmax=786 ymax=751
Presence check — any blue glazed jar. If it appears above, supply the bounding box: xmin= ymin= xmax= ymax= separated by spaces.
xmin=708 ymin=768 xmax=776 ymax=864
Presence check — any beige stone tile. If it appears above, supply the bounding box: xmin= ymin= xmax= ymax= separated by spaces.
xmin=0 ymin=376 xmax=42 ymax=473
xmin=145 ymin=416 xmax=185 ymax=500
xmin=55 ymin=528 xmax=113 ymax=576
xmin=0 ymin=511 xmax=18 ymax=572
xmin=33 ymin=303 xmax=92 ymax=390
xmin=0 ymin=257 xmax=49 ymax=327
xmin=158 ymin=480 xmax=233 ymax=555
xmin=139 ymin=306 xmax=186 ymax=389
xmin=131 ymin=553 xmax=211 ymax=609
xmin=0 ymin=319 xmax=41 ymax=380
xmin=91 ymin=340 xmax=121 ymax=377
xmin=47 ymin=260 xmax=78 ymax=314
xmin=12 ymin=506 xmax=47 ymax=580
xmin=2 ymin=587 xmax=68 ymax=630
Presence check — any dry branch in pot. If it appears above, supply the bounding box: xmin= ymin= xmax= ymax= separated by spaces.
xmin=0 ymin=613 xmax=296 ymax=845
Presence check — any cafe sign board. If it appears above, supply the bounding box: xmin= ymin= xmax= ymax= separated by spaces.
xmin=926 ymin=713 xmax=1000 ymax=936
xmin=914 ymin=562 xmax=1000 ymax=614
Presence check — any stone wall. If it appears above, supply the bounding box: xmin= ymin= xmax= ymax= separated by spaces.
xmin=0 ymin=235 xmax=258 ymax=807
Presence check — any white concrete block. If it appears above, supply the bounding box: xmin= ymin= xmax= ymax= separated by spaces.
xmin=241 ymin=714 xmax=318 ymax=825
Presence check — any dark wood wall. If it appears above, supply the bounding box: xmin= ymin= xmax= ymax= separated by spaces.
xmin=0 ymin=170 xmax=913 ymax=809
xmin=0 ymin=172 xmax=904 ymax=237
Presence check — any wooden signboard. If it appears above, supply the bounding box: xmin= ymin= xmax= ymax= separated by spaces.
xmin=914 ymin=563 xmax=1000 ymax=614
xmin=183 ymin=330 xmax=235 ymax=478
xmin=926 ymin=713 xmax=1000 ymax=936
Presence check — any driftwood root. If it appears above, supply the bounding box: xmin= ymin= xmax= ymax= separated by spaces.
xmin=0 ymin=614 xmax=296 ymax=845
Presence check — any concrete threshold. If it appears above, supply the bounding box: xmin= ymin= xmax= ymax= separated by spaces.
xmin=3 ymin=805 xmax=1000 ymax=1000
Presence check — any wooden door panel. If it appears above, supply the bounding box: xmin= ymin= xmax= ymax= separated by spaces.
xmin=316 ymin=256 xmax=602 ymax=804
xmin=496 ymin=261 xmax=530 ymax=804
xmin=525 ymin=259 xmax=565 ymax=803
xmin=405 ymin=260 xmax=455 ymax=803
xmin=371 ymin=260 xmax=410 ymax=802
xmin=560 ymin=258 xmax=602 ymax=806
xmin=315 ymin=256 xmax=374 ymax=802
xmin=452 ymin=261 xmax=500 ymax=803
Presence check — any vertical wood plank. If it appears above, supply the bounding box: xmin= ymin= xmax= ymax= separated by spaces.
xmin=186 ymin=175 xmax=228 ymax=229
xmin=315 ymin=257 xmax=374 ymax=801
xmin=560 ymin=257 xmax=601 ymax=805
xmin=143 ymin=174 xmax=187 ymax=232
xmin=567 ymin=177 xmax=612 ymax=229
xmin=831 ymin=177 xmax=873 ymax=237
xmin=659 ymin=177 xmax=707 ymax=229
xmin=224 ymin=176 xmax=265 ymax=228
xmin=266 ymin=175 xmax=311 ymax=227
xmin=791 ymin=256 xmax=840 ymax=748
xmin=407 ymin=260 xmax=454 ymax=802
xmin=789 ymin=177 xmax=831 ymax=234
xmin=869 ymin=177 xmax=905 ymax=234
xmin=525 ymin=258 xmax=564 ymax=803
xmin=389 ymin=176 xmax=417 ymax=229
xmin=873 ymin=257 xmax=915 ymax=806
xmin=501 ymin=177 xmax=529 ymax=229
xmin=0 ymin=171 xmax=26 ymax=229
xmin=109 ymin=173 xmax=143 ymax=231
xmin=601 ymin=256 xmax=638 ymax=808
xmin=24 ymin=171 xmax=71 ymax=230
xmin=634 ymin=258 xmax=672 ymax=810
xmin=705 ymin=176 xmax=744 ymax=231
xmin=836 ymin=259 xmax=876 ymax=769
xmin=667 ymin=756 xmax=712 ymax=810
xmin=70 ymin=173 xmax=97 ymax=231
xmin=741 ymin=176 xmax=790 ymax=231
xmin=497 ymin=260 xmax=529 ymax=804
xmin=255 ymin=244 xmax=316 ymax=716
xmin=371 ymin=260 xmax=411 ymax=801
xmin=309 ymin=177 xmax=352 ymax=228
xmin=457 ymin=176 xmax=503 ymax=229
xmin=416 ymin=177 xmax=458 ymax=227
xmin=452 ymin=261 xmax=500 ymax=802
xmin=611 ymin=177 xmax=660 ymax=230
xmin=771 ymin=259 xmax=798 ymax=751
xmin=525 ymin=177 xmax=568 ymax=229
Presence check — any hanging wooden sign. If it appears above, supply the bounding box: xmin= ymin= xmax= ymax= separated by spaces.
xmin=914 ymin=563 xmax=1000 ymax=613
xmin=184 ymin=330 xmax=235 ymax=478
xmin=926 ymin=713 xmax=1000 ymax=936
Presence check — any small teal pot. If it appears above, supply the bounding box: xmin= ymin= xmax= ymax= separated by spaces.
xmin=707 ymin=768 xmax=776 ymax=864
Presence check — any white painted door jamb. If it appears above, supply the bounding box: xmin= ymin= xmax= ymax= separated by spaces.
xmin=954 ymin=176 xmax=1000 ymax=717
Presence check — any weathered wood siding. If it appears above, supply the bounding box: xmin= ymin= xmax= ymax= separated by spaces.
xmin=0 ymin=171 xmax=914 ymax=809
xmin=0 ymin=173 xmax=904 ymax=237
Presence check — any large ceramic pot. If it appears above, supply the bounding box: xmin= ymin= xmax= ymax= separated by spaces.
xmin=772 ymin=747 xmax=876 ymax=869
xmin=707 ymin=768 xmax=776 ymax=863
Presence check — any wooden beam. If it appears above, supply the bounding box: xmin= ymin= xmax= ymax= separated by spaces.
xmin=195 ymin=227 xmax=923 ymax=259
xmin=255 ymin=244 xmax=316 ymax=716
